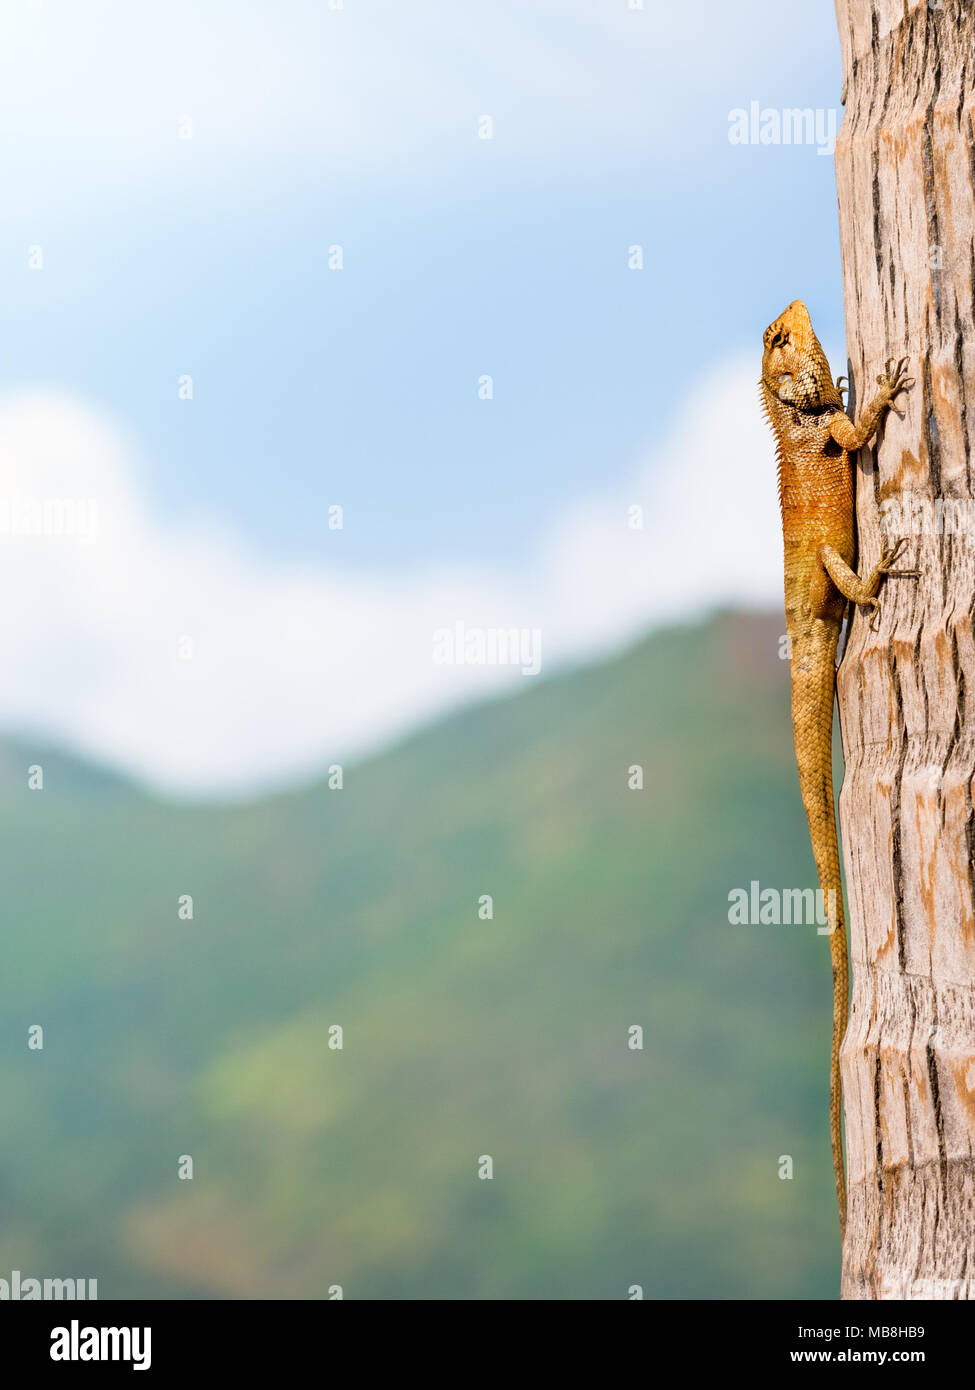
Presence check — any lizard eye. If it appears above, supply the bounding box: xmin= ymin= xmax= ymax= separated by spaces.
xmin=771 ymin=331 xmax=786 ymax=349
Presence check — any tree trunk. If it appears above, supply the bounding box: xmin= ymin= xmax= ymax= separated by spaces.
xmin=834 ymin=0 xmax=975 ymax=1299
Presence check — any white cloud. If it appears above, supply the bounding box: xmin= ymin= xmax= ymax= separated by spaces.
xmin=535 ymin=354 xmax=782 ymax=653
xmin=0 ymin=357 xmax=780 ymax=796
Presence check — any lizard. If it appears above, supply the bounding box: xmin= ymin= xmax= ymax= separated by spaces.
xmin=760 ymin=299 xmax=917 ymax=1239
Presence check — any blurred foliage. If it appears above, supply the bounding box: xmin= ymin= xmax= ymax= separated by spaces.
xmin=0 ymin=611 xmax=844 ymax=1298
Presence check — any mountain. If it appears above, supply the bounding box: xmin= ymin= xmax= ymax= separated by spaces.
xmin=0 ymin=610 xmax=843 ymax=1299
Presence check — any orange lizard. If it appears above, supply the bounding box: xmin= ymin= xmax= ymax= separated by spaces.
xmin=760 ymin=299 xmax=917 ymax=1238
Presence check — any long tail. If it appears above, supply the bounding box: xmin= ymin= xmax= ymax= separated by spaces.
xmin=791 ymin=638 xmax=849 ymax=1239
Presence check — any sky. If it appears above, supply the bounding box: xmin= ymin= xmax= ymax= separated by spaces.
xmin=0 ymin=0 xmax=847 ymax=796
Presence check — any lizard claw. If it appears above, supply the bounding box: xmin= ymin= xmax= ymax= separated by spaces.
xmin=878 ymin=536 xmax=920 ymax=578
xmin=835 ymin=375 xmax=849 ymax=398
xmin=880 ymin=537 xmax=909 ymax=568
xmin=878 ymin=537 xmax=920 ymax=576
xmin=866 ymin=539 xmax=920 ymax=630
xmin=876 ymin=355 xmax=915 ymax=400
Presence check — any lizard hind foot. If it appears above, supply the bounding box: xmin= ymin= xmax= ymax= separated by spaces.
xmin=879 ymin=536 xmax=920 ymax=574
xmin=880 ymin=536 xmax=909 ymax=568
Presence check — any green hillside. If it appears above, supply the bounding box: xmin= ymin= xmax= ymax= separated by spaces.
xmin=0 ymin=610 xmax=844 ymax=1299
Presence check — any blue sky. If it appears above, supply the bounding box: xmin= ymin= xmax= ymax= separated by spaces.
xmin=0 ymin=1 xmax=849 ymax=793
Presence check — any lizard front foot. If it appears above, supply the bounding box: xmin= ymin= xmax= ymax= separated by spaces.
xmin=876 ymin=356 xmax=915 ymax=403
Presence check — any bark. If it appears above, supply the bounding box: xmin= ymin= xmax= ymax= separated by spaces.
xmin=834 ymin=0 xmax=975 ymax=1299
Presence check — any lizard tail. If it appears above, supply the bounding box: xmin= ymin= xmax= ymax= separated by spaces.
xmin=790 ymin=652 xmax=849 ymax=1239
xmin=829 ymin=911 xmax=849 ymax=1240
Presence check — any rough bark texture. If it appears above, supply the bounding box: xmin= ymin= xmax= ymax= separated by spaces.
xmin=835 ymin=0 xmax=975 ymax=1299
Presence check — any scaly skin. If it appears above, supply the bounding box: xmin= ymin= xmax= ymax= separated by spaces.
xmin=760 ymin=300 xmax=917 ymax=1240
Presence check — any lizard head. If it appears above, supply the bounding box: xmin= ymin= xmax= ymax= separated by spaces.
xmin=761 ymin=299 xmax=841 ymax=413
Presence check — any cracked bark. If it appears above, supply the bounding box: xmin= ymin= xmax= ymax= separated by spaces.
xmin=835 ymin=0 xmax=975 ymax=1299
